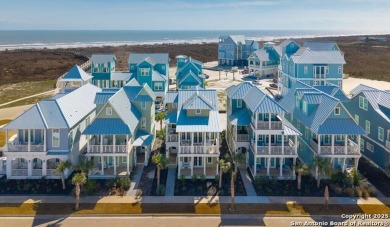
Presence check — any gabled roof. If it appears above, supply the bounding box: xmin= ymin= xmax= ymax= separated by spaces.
xmin=290 ymin=49 xmax=346 ymax=64
xmin=226 ymin=82 xmax=253 ymax=99
xmin=123 ymin=79 xmax=156 ymax=102
xmin=133 ymin=131 xmax=154 ymax=146
xmin=4 ymin=84 xmax=101 ymax=130
xmin=182 ymin=92 xmax=214 ymax=110
xmin=83 ymin=118 xmax=131 ymax=135
xmin=243 ymin=87 xmax=286 ymax=113
xmin=178 ymin=71 xmax=202 ymax=85
xmin=229 ymin=35 xmax=246 ymax=44
xmin=278 ymin=39 xmax=296 ymax=48
xmin=314 ymin=85 xmax=349 ymax=102
xmin=111 ymin=72 xmax=132 ymax=81
xmin=128 ymin=53 xmax=169 ymax=64
xmin=152 ymin=70 xmax=167 ymax=82
xmin=61 ymin=65 xmax=92 ymax=81
xmin=251 ymin=50 xmax=270 ymax=61
xmin=94 ymin=92 xmax=115 ymax=105
xmin=302 ymin=41 xmax=339 ymax=51
xmin=91 ymin=54 xmax=116 ymax=63
xmin=165 ymin=92 xmax=178 ymax=103
xmin=229 ymin=108 xmax=251 ymax=126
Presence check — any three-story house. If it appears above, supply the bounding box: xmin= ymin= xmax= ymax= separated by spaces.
xmin=218 ymin=35 xmax=259 ymax=66
xmin=175 ymin=55 xmax=205 ymax=89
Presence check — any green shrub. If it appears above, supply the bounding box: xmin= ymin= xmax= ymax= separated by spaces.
xmin=254 ymin=176 xmax=261 ymax=187
xmin=200 ymin=174 xmax=206 ymax=182
xmin=191 ymin=175 xmax=198 ymax=182
xmin=86 ymin=180 xmax=96 ymax=195
xmin=367 ymin=187 xmax=377 ymax=197
xmin=180 ymin=174 xmax=186 ymax=185
xmin=214 ymin=175 xmax=220 ymax=184
xmin=343 ymin=187 xmax=355 ymax=197
xmin=331 ymin=171 xmax=351 ymax=187
xmin=156 ymin=185 xmax=165 ymax=196
xmin=105 ymin=179 xmax=116 ymax=189
xmin=116 ymin=177 xmax=131 ymax=191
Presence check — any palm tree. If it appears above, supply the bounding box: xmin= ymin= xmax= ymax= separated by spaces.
xmin=156 ymin=112 xmax=166 ymax=132
xmin=72 ymin=172 xmax=87 ymax=211
xmin=152 ymin=153 xmax=168 ymax=190
xmin=74 ymin=159 xmax=94 ymax=174
xmin=230 ymin=170 xmax=236 ymax=211
xmin=296 ymin=163 xmax=309 ymax=190
xmin=54 ymin=160 xmax=72 ymax=190
xmin=312 ymin=156 xmax=333 ymax=188
xmin=218 ymin=159 xmax=231 ymax=189
xmin=218 ymin=68 xmax=222 ymax=80
xmin=225 ymin=152 xmax=245 ymax=182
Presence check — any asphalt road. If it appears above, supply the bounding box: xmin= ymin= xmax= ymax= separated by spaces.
xmin=1 ymin=215 xmax=388 ymax=227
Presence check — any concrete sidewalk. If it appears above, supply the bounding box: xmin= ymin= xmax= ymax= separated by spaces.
xmin=126 ymin=164 xmax=144 ymax=196
xmin=165 ymin=168 xmax=176 ymax=196
xmin=239 ymin=168 xmax=257 ymax=196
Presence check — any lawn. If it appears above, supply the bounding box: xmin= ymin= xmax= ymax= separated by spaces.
xmin=0 ymin=93 xmax=53 ymax=109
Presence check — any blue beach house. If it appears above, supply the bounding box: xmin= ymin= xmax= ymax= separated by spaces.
xmin=175 ymin=55 xmax=205 ymax=89
xmin=218 ymin=35 xmax=259 ymax=66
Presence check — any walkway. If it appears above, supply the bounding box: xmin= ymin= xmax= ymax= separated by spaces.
xmin=239 ymin=168 xmax=257 ymax=196
xmin=165 ymin=168 xmax=176 ymax=196
xmin=0 ymin=90 xmax=55 ymax=108
xmin=126 ymin=164 xmax=144 ymax=196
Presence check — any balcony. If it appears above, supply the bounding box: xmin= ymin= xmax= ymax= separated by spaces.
xmin=310 ymin=139 xmax=360 ymax=155
xmin=88 ymin=145 xmax=127 ymax=153
xmin=87 ymin=135 xmax=128 ymax=154
xmin=7 ymin=144 xmax=45 ymax=152
xmin=236 ymin=134 xmax=249 ymax=142
xmin=254 ymin=121 xmax=283 ymax=130
xmin=167 ymin=134 xmax=178 ymax=142
xmin=252 ymin=139 xmax=297 ymax=156
xmin=179 ymin=145 xmax=219 ymax=155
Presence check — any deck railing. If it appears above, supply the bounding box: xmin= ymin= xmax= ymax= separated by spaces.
xmin=236 ymin=134 xmax=249 ymax=142
xmin=167 ymin=134 xmax=178 ymax=142
xmin=386 ymin=140 xmax=390 ymax=150
xmin=32 ymin=169 xmax=42 ymax=176
xmin=310 ymin=139 xmax=360 ymax=155
xmin=255 ymin=121 xmax=283 ymax=130
xmin=179 ymin=145 xmax=218 ymax=154
xmin=89 ymin=145 xmax=127 ymax=153
xmin=11 ymin=169 xmax=28 ymax=176
xmin=7 ymin=144 xmax=45 ymax=152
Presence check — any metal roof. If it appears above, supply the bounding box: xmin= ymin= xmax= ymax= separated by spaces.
xmin=229 ymin=108 xmax=251 ymax=126
xmin=38 ymin=100 xmax=68 ymax=128
xmin=302 ymin=41 xmax=339 ymax=51
xmin=182 ymin=93 xmax=214 ymax=110
xmin=251 ymin=50 xmax=270 ymax=61
xmin=165 ymin=112 xmax=177 ymax=124
xmin=133 ymin=131 xmax=154 ymax=147
xmin=152 ymin=71 xmax=167 ymax=82
xmin=350 ymin=84 xmax=377 ymax=96
xmin=165 ymin=92 xmax=178 ymax=103
xmin=83 ymin=118 xmax=130 ymax=135
xmin=314 ymin=85 xmax=350 ymax=103
xmin=61 ymin=65 xmax=92 ymax=81
xmin=226 ymin=82 xmax=253 ymax=99
xmin=318 ymin=119 xmax=366 ymax=135
xmin=283 ymin=121 xmax=301 ymax=136
xmin=3 ymin=105 xmax=47 ymax=129
xmin=94 ymin=92 xmax=115 ymax=105
xmin=290 ymin=49 xmax=346 ymax=64
xmin=91 ymin=54 xmax=116 ymax=63
xmin=243 ymin=86 xmax=286 ymax=113
xmin=111 ymin=72 xmax=132 ymax=81
xmin=128 ymin=53 xmax=169 ymax=64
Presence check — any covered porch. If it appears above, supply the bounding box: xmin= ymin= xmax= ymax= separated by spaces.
xmin=6 ymin=157 xmax=67 ymax=179
xmin=59 ymin=65 xmax=92 ymax=93
xmin=249 ymin=153 xmax=297 ymax=180
xmin=133 ymin=131 xmax=154 ymax=166
xmin=87 ymin=155 xmax=131 ymax=178
xmin=177 ymin=155 xmax=218 ymax=179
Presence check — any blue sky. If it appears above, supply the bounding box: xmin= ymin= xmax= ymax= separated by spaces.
xmin=0 ymin=0 xmax=390 ymax=31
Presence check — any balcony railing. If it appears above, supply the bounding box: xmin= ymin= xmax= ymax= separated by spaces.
xmin=167 ymin=134 xmax=178 ymax=142
xmin=11 ymin=169 xmax=28 ymax=176
xmin=255 ymin=121 xmax=283 ymax=130
xmin=236 ymin=134 xmax=249 ymax=142
xmin=7 ymin=144 xmax=45 ymax=152
xmin=46 ymin=169 xmax=60 ymax=176
xmin=310 ymin=139 xmax=360 ymax=155
xmin=32 ymin=169 xmax=42 ymax=176
xmin=88 ymin=145 xmax=127 ymax=153
xmin=179 ymin=145 xmax=219 ymax=155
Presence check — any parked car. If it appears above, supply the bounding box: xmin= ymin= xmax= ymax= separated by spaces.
xmin=252 ymin=80 xmax=261 ymax=85
xmin=240 ymin=69 xmax=249 ymax=74
xmin=269 ymin=83 xmax=278 ymax=89
xmin=204 ymin=74 xmax=210 ymax=79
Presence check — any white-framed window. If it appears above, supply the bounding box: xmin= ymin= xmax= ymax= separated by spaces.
xmin=130 ymin=65 xmax=134 ymax=70
xmin=141 ymin=118 xmax=146 ymax=129
xmin=98 ymin=157 xmax=102 ymax=163
xmin=304 ymin=66 xmax=308 ymax=74
xmin=336 ymin=134 xmax=343 ymax=141
xmin=305 ymin=127 xmax=309 ymax=139
xmin=365 ymin=120 xmax=370 ymax=134
xmin=367 ymin=142 xmax=374 ymax=152
xmin=122 ymin=157 xmax=127 ymax=163
xmin=237 ymin=99 xmax=242 ymax=108
xmin=52 ymin=129 xmax=60 ymax=147
xmin=172 ymin=102 xmax=177 ymax=108
xmin=359 ymin=96 xmax=368 ymax=110
xmin=154 ymin=82 xmax=163 ymax=90
xmin=193 ymin=157 xmax=203 ymax=167
xmin=291 ymin=43 xmax=295 ymax=48
xmin=141 ymin=101 xmax=146 ymax=109
xmin=325 ymin=66 xmax=329 ymax=74
xmin=338 ymin=66 xmax=342 ymax=74
xmin=354 ymin=114 xmax=359 ymax=125
xmin=207 ymin=157 xmax=212 ymax=164
xmin=140 ymin=68 xmax=150 ymax=76
xmin=106 ymin=107 xmax=112 ymax=116
xmin=196 ymin=109 xmax=201 ymax=115
xmin=181 ymin=132 xmax=190 ymax=141
xmin=23 ymin=129 xmax=35 ymax=143
xmin=378 ymin=127 xmax=384 ymax=141
xmin=183 ymin=157 xmax=189 ymax=164
xmin=162 ymin=65 xmax=166 ymax=70
xmin=334 ymin=107 xmax=340 ymax=115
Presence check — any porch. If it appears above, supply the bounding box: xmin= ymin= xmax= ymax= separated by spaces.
xmin=310 ymin=135 xmax=360 ymax=155
xmin=252 ymin=113 xmax=283 ymax=130
xmin=249 ymin=156 xmax=296 ymax=180
xmin=251 ymin=135 xmax=298 ymax=155
xmin=177 ymin=156 xmax=218 ymax=179
xmin=86 ymin=134 xmax=129 ymax=154
xmin=7 ymin=158 xmax=65 ymax=179
xmin=5 ymin=130 xmax=47 ymax=152
xmin=87 ymin=155 xmax=131 ymax=179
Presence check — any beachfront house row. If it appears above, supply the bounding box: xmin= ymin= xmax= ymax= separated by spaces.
xmin=279 ymin=41 xmax=345 ymax=95
xmin=279 ymin=82 xmax=365 ymax=179
xmin=345 ymin=85 xmax=390 ymax=172
xmin=82 ymin=79 xmax=156 ymax=178
xmin=165 ymin=88 xmax=222 ymax=179
xmin=247 ymin=42 xmax=280 ymax=78
xmin=226 ymin=82 xmax=301 ymax=180
xmin=128 ymin=53 xmax=169 ymax=101
xmin=1 ymin=84 xmax=101 ymax=179
xmin=175 ymin=55 xmax=205 ymax=89
xmin=218 ymin=35 xmax=259 ymax=66
xmin=58 ymin=65 xmax=92 ymax=93
xmin=91 ymin=54 xmax=132 ymax=89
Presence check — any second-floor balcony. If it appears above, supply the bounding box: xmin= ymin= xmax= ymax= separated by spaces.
xmin=6 ymin=134 xmax=46 ymax=152
xmin=179 ymin=144 xmax=219 ymax=155
xmin=87 ymin=135 xmax=129 ymax=154
xmin=254 ymin=121 xmax=283 ymax=130
xmin=310 ymin=138 xmax=360 ymax=155
xmin=251 ymin=139 xmax=297 ymax=156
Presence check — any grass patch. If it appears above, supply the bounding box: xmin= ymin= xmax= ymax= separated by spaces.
xmin=0 ymin=94 xmax=53 ymax=109
xmin=0 ymin=80 xmax=56 ymax=105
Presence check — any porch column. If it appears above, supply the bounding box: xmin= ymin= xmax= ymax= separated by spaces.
xmin=100 ymin=135 xmax=103 ymax=153
xmin=87 ymin=135 xmax=90 ymax=153
xmin=355 ymin=158 xmax=359 ymax=169
xmin=293 ymin=158 xmax=297 ymax=176
xmin=254 ymin=157 xmax=257 ymax=175
xmin=331 ymin=135 xmax=335 ymax=154
xmin=101 ymin=156 xmax=104 ymax=175
xmin=234 ymin=125 xmax=238 ymax=142
xmin=28 ymin=129 xmax=31 ymax=152
xmin=27 ymin=159 xmax=32 ymax=176
xmin=113 ymin=156 xmax=117 ymax=175
xmin=315 ymin=166 xmax=319 ymax=180
xmin=42 ymin=160 xmax=47 ymax=176
xmin=344 ymin=135 xmax=348 ymax=154
xmin=342 ymin=158 xmax=346 ymax=172
xmin=6 ymin=159 xmax=11 ymax=177
xmin=178 ymin=157 xmax=181 ymax=176
xmin=144 ymin=148 xmax=149 ymax=166
xmin=266 ymin=157 xmax=270 ymax=176
xmin=279 ymin=158 xmax=283 ymax=177
xmin=113 ymin=135 xmax=116 ymax=153
xmin=268 ymin=134 xmax=271 ymax=154
xmin=255 ymin=113 xmax=258 ymax=129
xmin=268 ymin=113 xmax=271 ymax=129
xmin=190 ymin=157 xmax=194 ymax=176
xmin=216 ymin=160 xmax=219 ymax=176
xmin=191 ymin=132 xmax=194 ymax=154
xmin=254 ymin=132 xmax=258 ymax=155
xmin=294 ymin=136 xmax=298 ymax=155
xmin=357 ymin=135 xmax=361 ymax=153
xmin=317 ymin=135 xmax=321 ymax=154
xmin=203 ymin=157 xmax=206 ymax=176
xmin=4 ymin=129 xmax=8 ymax=151
xmin=203 ymin=132 xmax=206 ymax=154
xmin=281 ymin=134 xmax=285 ymax=155
xmin=126 ymin=154 xmax=130 ymax=175
xmin=43 ymin=129 xmax=47 ymax=151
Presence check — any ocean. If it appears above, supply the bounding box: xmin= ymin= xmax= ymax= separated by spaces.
xmin=0 ymin=30 xmax=387 ymax=51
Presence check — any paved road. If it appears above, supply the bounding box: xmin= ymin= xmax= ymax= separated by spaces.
xmin=0 ymin=215 xmax=387 ymax=227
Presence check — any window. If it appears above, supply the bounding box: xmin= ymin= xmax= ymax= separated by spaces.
xmin=122 ymin=156 xmax=127 ymax=163
xmin=336 ymin=135 xmax=343 ymax=141
xmin=360 ymin=138 xmax=364 ymax=151
xmin=23 ymin=129 xmax=35 ymax=143
xmin=140 ymin=68 xmax=150 ymax=76
xmin=305 ymin=127 xmax=309 ymax=139
xmin=334 ymin=107 xmax=340 ymax=115
xmin=106 ymin=107 xmax=112 ymax=116
xmin=297 ymin=121 xmax=301 ymax=130
xmin=141 ymin=101 xmax=146 ymax=109
xmin=162 ymin=65 xmax=165 ymax=70
xmin=52 ymin=129 xmax=60 ymax=147
xmin=193 ymin=157 xmax=203 ymax=167
xmin=130 ymin=66 xmax=134 ymax=70
xmin=196 ymin=109 xmax=201 ymax=115
xmin=304 ymin=66 xmax=308 ymax=74
xmin=302 ymin=101 xmax=308 ymax=113
xmin=354 ymin=114 xmax=359 ymax=125
xmin=154 ymin=82 xmax=163 ymax=90
xmin=338 ymin=66 xmax=342 ymax=74
xmin=172 ymin=103 xmax=177 ymax=108
xmin=359 ymin=96 xmax=368 ymax=110
xmin=378 ymin=127 xmax=384 ymax=141
xmin=325 ymin=66 xmax=329 ymax=74
xmin=183 ymin=157 xmax=189 ymax=164
xmin=367 ymin=142 xmax=374 ymax=152
xmin=237 ymin=99 xmax=242 ymax=108
xmin=181 ymin=132 xmax=190 ymax=141
xmin=207 ymin=157 xmax=213 ymax=164
xmin=365 ymin=120 xmax=370 ymax=134
xmin=141 ymin=118 xmax=146 ymax=129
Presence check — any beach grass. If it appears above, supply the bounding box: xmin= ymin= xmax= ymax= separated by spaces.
xmin=0 ymin=80 xmax=56 ymax=105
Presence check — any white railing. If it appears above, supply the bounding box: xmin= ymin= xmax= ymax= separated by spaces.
xmin=236 ymin=134 xmax=249 ymax=142
xmin=255 ymin=121 xmax=283 ymax=130
xmin=12 ymin=169 xmax=28 ymax=176
xmin=32 ymin=169 xmax=42 ymax=176
xmin=7 ymin=144 xmax=45 ymax=152
xmin=167 ymin=134 xmax=178 ymax=142
xmin=180 ymin=146 xmax=192 ymax=154
xmin=310 ymin=139 xmax=359 ymax=155
xmin=193 ymin=146 xmax=204 ymax=154
xmin=46 ymin=169 xmax=60 ymax=176
xmin=89 ymin=145 xmax=127 ymax=153
xmin=386 ymin=140 xmax=390 ymax=150
xmin=179 ymin=145 xmax=218 ymax=154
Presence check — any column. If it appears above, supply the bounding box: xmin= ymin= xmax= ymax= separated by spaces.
xmin=216 ymin=161 xmax=219 ymax=176
xmin=281 ymin=134 xmax=285 ymax=155
xmin=144 ymin=148 xmax=148 ymax=166
xmin=42 ymin=160 xmax=47 ymax=176
xmin=87 ymin=135 xmax=90 ymax=153
xmin=101 ymin=156 xmax=104 ymax=175
xmin=357 ymin=135 xmax=361 ymax=154
xmin=190 ymin=157 xmax=194 ymax=176
xmin=293 ymin=158 xmax=297 ymax=176
xmin=100 ymin=135 xmax=103 ymax=153
xmin=27 ymin=160 xmax=32 ymax=176
xmin=6 ymin=158 xmax=11 ymax=177
xmin=178 ymin=157 xmax=181 ymax=176
xmin=113 ymin=156 xmax=117 ymax=175
xmin=254 ymin=157 xmax=257 ymax=175
xmin=267 ymin=157 xmax=270 ymax=176
xmin=203 ymin=157 xmax=206 ymax=176
xmin=355 ymin=158 xmax=359 ymax=169
xmin=43 ymin=129 xmax=47 ymax=151
xmin=342 ymin=158 xmax=346 ymax=172
xmin=294 ymin=136 xmax=298 ymax=155
xmin=191 ymin=132 xmax=194 ymax=154
xmin=255 ymin=113 xmax=258 ymax=129
xmin=268 ymin=134 xmax=271 ymax=154
xmin=344 ymin=135 xmax=348 ymax=154
xmin=279 ymin=158 xmax=283 ymax=177
xmin=28 ymin=129 xmax=31 ymax=152
xmin=268 ymin=113 xmax=271 ymax=129
xmin=331 ymin=135 xmax=335 ymax=154
xmin=317 ymin=135 xmax=321 ymax=154
xmin=234 ymin=125 xmax=238 ymax=141
xmin=113 ymin=135 xmax=116 ymax=153
xmin=203 ymin=132 xmax=206 ymax=154
xmin=4 ymin=129 xmax=8 ymax=151
xmin=126 ymin=154 xmax=130 ymax=175
xmin=254 ymin=132 xmax=258 ymax=155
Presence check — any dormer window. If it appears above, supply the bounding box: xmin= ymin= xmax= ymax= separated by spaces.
xmin=334 ymin=107 xmax=340 ymax=115
xmin=140 ymin=68 xmax=150 ymax=76
xmin=106 ymin=107 xmax=112 ymax=116
xmin=196 ymin=109 xmax=201 ymax=115
xmin=338 ymin=66 xmax=342 ymax=74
